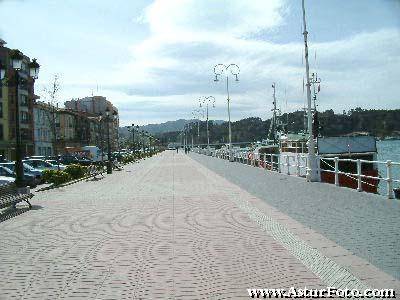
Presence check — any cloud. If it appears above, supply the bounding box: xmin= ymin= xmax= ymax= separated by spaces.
xmin=9 ymin=0 xmax=397 ymax=125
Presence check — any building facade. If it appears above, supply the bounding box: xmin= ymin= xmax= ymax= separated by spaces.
xmin=33 ymin=101 xmax=55 ymax=156
xmin=0 ymin=39 xmax=37 ymax=160
xmin=65 ymin=96 xmax=119 ymax=151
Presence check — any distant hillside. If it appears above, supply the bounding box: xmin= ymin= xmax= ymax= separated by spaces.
xmin=120 ymin=108 xmax=400 ymax=144
xmin=155 ymin=108 xmax=400 ymax=144
xmin=119 ymin=119 xmax=225 ymax=137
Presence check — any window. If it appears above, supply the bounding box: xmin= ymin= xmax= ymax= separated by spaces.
xmin=0 ymin=102 xmax=3 ymax=118
xmin=0 ymin=124 xmax=3 ymax=140
xmin=21 ymin=111 xmax=29 ymax=123
xmin=20 ymin=95 xmax=28 ymax=106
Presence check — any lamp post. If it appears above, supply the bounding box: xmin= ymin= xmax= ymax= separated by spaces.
xmin=189 ymin=120 xmax=194 ymax=149
xmin=0 ymin=51 xmax=40 ymax=188
xmin=128 ymin=123 xmax=135 ymax=151
xmin=192 ymin=109 xmax=204 ymax=147
xmin=98 ymin=113 xmax=105 ymax=162
xmin=199 ymin=96 xmax=215 ymax=152
xmin=141 ymin=131 xmax=145 ymax=153
xmin=104 ymin=107 xmax=113 ymax=174
xmin=213 ymin=63 xmax=239 ymax=161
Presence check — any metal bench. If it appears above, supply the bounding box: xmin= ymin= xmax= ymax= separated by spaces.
xmin=0 ymin=183 xmax=33 ymax=210
xmin=87 ymin=164 xmax=104 ymax=180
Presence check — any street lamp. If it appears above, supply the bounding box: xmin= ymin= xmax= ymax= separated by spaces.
xmin=128 ymin=123 xmax=135 ymax=151
xmin=213 ymin=63 xmax=239 ymax=161
xmin=199 ymin=96 xmax=215 ymax=153
xmin=0 ymin=51 xmax=40 ymax=188
xmin=192 ymin=108 xmax=204 ymax=147
xmin=104 ymin=107 xmax=113 ymax=174
xmin=98 ymin=113 xmax=105 ymax=162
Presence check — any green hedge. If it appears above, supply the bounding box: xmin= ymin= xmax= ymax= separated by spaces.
xmin=42 ymin=170 xmax=71 ymax=186
xmin=65 ymin=164 xmax=87 ymax=180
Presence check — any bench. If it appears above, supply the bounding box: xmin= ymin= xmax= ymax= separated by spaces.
xmin=0 ymin=183 xmax=33 ymax=210
xmin=113 ymin=161 xmax=123 ymax=171
xmin=86 ymin=164 xmax=104 ymax=180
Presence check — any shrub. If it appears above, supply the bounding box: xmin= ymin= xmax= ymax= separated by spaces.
xmin=42 ymin=170 xmax=71 ymax=186
xmin=122 ymin=154 xmax=136 ymax=164
xmin=65 ymin=164 xmax=87 ymax=180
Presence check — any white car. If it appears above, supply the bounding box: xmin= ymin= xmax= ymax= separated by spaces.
xmin=0 ymin=176 xmax=14 ymax=186
xmin=23 ymin=159 xmax=66 ymax=171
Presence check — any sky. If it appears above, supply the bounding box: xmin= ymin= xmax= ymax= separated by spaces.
xmin=0 ymin=0 xmax=399 ymax=126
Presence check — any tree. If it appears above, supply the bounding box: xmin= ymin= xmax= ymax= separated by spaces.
xmin=41 ymin=74 xmax=62 ymax=157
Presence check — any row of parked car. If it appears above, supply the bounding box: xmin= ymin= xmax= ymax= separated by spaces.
xmin=0 ymin=157 xmax=70 ymax=187
xmin=0 ymin=154 xmax=97 ymax=187
xmin=0 ymin=150 xmax=146 ymax=187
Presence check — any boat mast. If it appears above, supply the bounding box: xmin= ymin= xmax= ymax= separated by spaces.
xmin=302 ymin=0 xmax=319 ymax=182
xmin=268 ymin=83 xmax=279 ymax=144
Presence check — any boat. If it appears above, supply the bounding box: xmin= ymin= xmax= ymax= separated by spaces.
xmin=279 ymin=133 xmax=379 ymax=193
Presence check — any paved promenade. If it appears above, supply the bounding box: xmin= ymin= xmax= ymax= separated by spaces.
xmin=190 ymin=152 xmax=400 ymax=281
xmin=0 ymin=151 xmax=398 ymax=299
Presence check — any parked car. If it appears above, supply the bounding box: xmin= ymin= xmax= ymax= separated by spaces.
xmin=59 ymin=155 xmax=92 ymax=166
xmin=0 ymin=175 xmax=14 ymax=185
xmin=25 ymin=155 xmax=47 ymax=160
xmin=0 ymin=162 xmax=43 ymax=183
xmin=45 ymin=159 xmax=67 ymax=170
xmin=0 ymin=165 xmax=38 ymax=187
xmin=24 ymin=159 xmax=66 ymax=171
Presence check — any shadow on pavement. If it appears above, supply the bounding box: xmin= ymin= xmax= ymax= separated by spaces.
xmin=0 ymin=205 xmax=43 ymax=223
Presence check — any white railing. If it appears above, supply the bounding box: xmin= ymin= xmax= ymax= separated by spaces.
xmin=319 ymin=157 xmax=400 ymax=199
xmin=200 ymin=149 xmax=400 ymax=199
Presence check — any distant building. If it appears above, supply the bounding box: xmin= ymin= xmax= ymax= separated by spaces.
xmin=64 ymin=96 xmax=119 ymax=151
xmin=0 ymin=39 xmax=38 ymax=160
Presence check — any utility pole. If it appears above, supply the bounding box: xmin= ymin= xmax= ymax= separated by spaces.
xmin=302 ymin=0 xmax=319 ymax=182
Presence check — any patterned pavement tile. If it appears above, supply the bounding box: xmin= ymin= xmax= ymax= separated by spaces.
xmin=0 ymin=152 xmax=397 ymax=299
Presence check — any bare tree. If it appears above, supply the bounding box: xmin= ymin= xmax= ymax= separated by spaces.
xmin=41 ymin=74 xmax=62 ymax=159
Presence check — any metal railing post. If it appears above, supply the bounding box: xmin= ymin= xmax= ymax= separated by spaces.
xmin=296 ymin=154 xmax=300 ymax=176
xmin=357 ymin=159 xmax=362 ymax=192
xmin=278 ymin=155 xmax=281 ymax=173
xmin=264 ymin=153 xmax=267 ymax=169
xmin=269 ymin=154 xmax=273 ymax=171
xmin=387 ymin=160 xmax=394 ymax=199
xmin=334 ymin=157 xmax=339 ymax=186
xmin=286 ymin=155 xmax=290 ymax=175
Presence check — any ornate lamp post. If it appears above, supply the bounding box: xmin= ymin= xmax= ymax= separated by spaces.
xmin=97 ymin=113 xmax=105 ymax=162
xmin=128 ymin=123 xmax=135 ymax=151
xmin=199 ymin=96 xmax=215 ymax=153
xmin=104 ymin=107 xmax=113 ymax=174
xmin=192 ymin=108 xmax=204 ymax=147
xmin=0 ymin=51 xmax=40 ymax=187
xmin=213 ymin=63 xmax=239 ymax=161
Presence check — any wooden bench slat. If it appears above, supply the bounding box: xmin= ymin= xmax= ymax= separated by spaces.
xmin=0 ymin=183 xmax=33 ymax=210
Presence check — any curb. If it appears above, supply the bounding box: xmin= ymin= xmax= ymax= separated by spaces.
xmin=34 ymin=173 xmax=104 ymax=192
xmin=33 ymin=155 xmax=161 ymax=193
